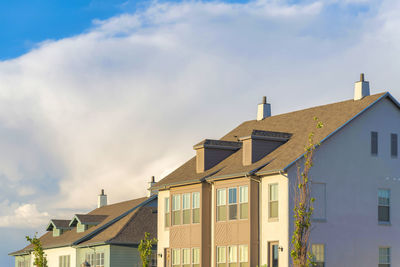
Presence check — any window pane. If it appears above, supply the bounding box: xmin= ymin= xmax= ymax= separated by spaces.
xmin=217 ymin=189 xmax=226 ymax=206
xmin=239 ymin=245 xmax=248 ymax=262
xmin=217 ymin=206 xmax=227 ymax=221
xmin=229 ymin=204 xmax=238 ymax=220
xmin=172 ymin=195 xmax=180 ymax=211
xmin=165 ymin=198 xmax=170 ymax=212
xmin=269 ymin=184 xmax=278 ymax=201
xmin=183 ymin=209 xmax=191 ymax=224
xmin=173 ymin=210 xmax=181 ymax=225
xmin=269 ymin=201 xmax=278 ymax=218
xmin=193 ymin=208 xmax=200 ymax=223
xmin=172 ymin=249 xmax=180 ymax=265
xmin=379 ymin=206 xmax=390 ymax=222
xmin=192 ymin=248 xmax=200 ymax=264
xmin=229 ymin=188 xmax=237 ymax=204
xmin=371 ymin=131 xmax=378 ymax=155
xmin=391 ymin=133 xmax=398 ymax=157
xmin=165 ymin=212 xmax=171 ymax=227
xmin=183 ymin=193 xmax=191 ymax=210
xmin=312 ymin=244 xmax=325 ymax=262
xmin=379 ymin=189 xmax=390 ymax=206
xmin=182 ymin=248 xmax=190 ymax=264
xmin=228 ymin=246 xmax=237 ymax=262
xmin=239 ymin=186 xmax=248 ymax=203
xmin=240 ymin=203 xmax=248 ymax=219
xmin=217 ymin=247 xmax=226 ymax=263
xmin=193 ymin=192 xmax=200 ymax=209
xmin=379 ymin=247 xmax=391 ymax=264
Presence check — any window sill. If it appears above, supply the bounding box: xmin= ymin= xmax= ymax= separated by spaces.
xmin=378 ymin=221 xmax=391 ymax=226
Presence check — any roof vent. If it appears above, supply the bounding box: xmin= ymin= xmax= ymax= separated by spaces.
xmin=354 ymin=73 xmax=370 ymax=100
xmin=98 ymin=189 xmax=107 ymax=208
xmin=193 ymin=139 xmax=241 ymax=173
xmin=239 ymin=130 xmax=291 ymax=166
xmin=257 ymin=96 xmax=271 ymax=121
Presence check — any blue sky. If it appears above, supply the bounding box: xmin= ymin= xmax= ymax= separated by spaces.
xmin=1 ymin=0 xmax=400 ymax=266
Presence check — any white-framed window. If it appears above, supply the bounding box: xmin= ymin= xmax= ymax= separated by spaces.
xmin=192 ymin=248 xmax=200 ymax=267
xmin=269 ymin=184 xmax=278 ymax=219
xmin=311 ymin=183 xmax=326 ymax=221
xmin=182 ymin=248 xmax=190 ymax=267
xmin=172 ymin=194 xmax=181 ymax=225
xmin=59 ymin=255 xmax=70 ymax=267
xmin=239 ymin=186 xmax=249 ymax=219
xmin=182 ymin=193 xmax=191 ymax=224
xmin=379 ymin=247 xmax=391 ymax=267
xmin=378 ymin=189 xmax=390 ymax=223
xmin=217 ymin=189 xmax=227 ymax=221
xmin=312 ymin=244 xmax=325 ymax=267
xmin=96 ymin=252 xmax=104 ymax=267
xmin=228 ymin=245 xmax=237 ymax=267
xmin=172 ymin=249 xmax=181 ymax=266
xmin=239 ymin=245 xmax=248 ymax=267
xmin=165 ymin=197 xmax=170 ymax=227
xmin=86 ymin=252 xmax=104 ymax=267
xmin=86 ymin=253 xmax=95 ymax=266
xmin=192 ymin=192 xmax=200 ymax=223
xmin=228 ymin=188 xmax=238 ymax=220
xmin=217 ymin=246 xmax=227 ymax=267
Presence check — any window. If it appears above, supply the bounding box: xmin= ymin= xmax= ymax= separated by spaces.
xmin=379 ymin=247 xmax=391 ymax=267
xmin=192 ymin=248 xmax=200 ymax=267
xmin=269 ymin=184 xmax=278 ymax=219
xmin=182 ymin=248 xmax=190 ymax=267
xmin=172 ymin=249 xmax=181 ymax=266
xmin=228 ymin=246 xmax=237 ymax=267
xmin=229 ymin=188 xmax=238 ymax=220
xmin=86 ymin=252 xmax=104 ymax=267
xmin=312 ymin=183 xmax=326 ymax=221
xmin=86 ymin=253 xmax=95 ymax=266
xmin=371 ymin=131 xmax=378 ymax=155
xmin=239 ymin=245 xmax=248 ymax=267
xmin=378 ymin=189 xmax=390 ymax=223
xmin=391 ymin=133 xmax=398 ymax=157
xmin=172 ymin=194 xmax=181 ymax=225
xmin=96 ymin=253 xmax=104 ymax=267
xmin=239 ymin=186 xmax=249 ymax=219
xmin=17 ymin=261 xmax=28 ymax=267
xmin=59 ymin=255 xmax=70 ymax=267
xmin=182 ymin=193 xmax=191 ymax=224
xmin=192 ymin=192 xmax=200 ymax=223
xmin=312 ymin=244 xmax=325 ymax=267
xmin=165 ymin=197 xmax=170 ymax=227
xmin=217 ymin=189 xmax=227 ymax=221
xmin=217 ymin=246 xmax=227 ymax=267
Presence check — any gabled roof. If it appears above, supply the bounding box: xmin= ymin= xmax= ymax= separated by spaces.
xmin=10 ymin=195 xmax=156 ymax=256
xmin=46 ymin=220 xmax=71 ymax=231
xmin=69 ymin=214 xmax=108 ymax=227
xmin=154 ymin=92 xmax=398 ymax=189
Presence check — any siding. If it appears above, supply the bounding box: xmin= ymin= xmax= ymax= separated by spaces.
xmin=109 ymin=245 xmax=143 ymax=267
xmin=14 ymin=255 xmax=30 ymax=267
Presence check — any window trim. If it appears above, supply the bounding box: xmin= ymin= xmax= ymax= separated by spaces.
xmin=379 ymin=246 xmax=391 ymax=266
xmin=311 ymin=243 xmax=325 ymax=266
xmin=268 ymin=183 xmax=279 ymax=221
xmin=217 ymin=188 xmax=227 ymax=222
xmin=192 ymin=192 xmax=200 ymax=224
xmin=239 ymin=186 xmax=249 ymax=220
xmin=164 ymin=197 xmax=170 ymax=228
xmin=378 ymin=188 xmax=391 ymax=224
xmin=228 ymin=187 xmax=238 ymax=220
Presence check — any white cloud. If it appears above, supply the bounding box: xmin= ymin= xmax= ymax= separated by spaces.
xmin=0 ymin=201 xmax=49 ymax=228
xmin=0 ymin=0 xmax=399 ymax=228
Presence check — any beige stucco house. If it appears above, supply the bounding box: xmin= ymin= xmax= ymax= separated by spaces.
xmin=153 ymin=75 xmax=400 ymax=267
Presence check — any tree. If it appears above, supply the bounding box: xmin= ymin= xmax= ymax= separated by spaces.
xmin=138 ymin=232 xmax=157 ymax=267
xmin=291 ymin=117 xmax=323 ymax=267
xmin=25 ymin=233 xmax=48 ymax=267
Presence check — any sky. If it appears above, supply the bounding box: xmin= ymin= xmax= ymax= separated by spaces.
xmin=1 ymin=0 xmax=400 ymax=265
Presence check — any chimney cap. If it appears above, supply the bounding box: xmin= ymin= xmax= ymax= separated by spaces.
xmin=151 ymin=176 xmax=155 ymax=183
xmin=262 ymin=96 xmax=267 ymax=104
xmin=100 ymin=189 xmax=105 ymax=196
xmin=360 ymin=73 xmax=365 ymax=82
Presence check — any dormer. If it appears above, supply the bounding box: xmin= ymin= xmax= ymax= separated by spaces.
xmin=46 ymin=219 xmax=72 ymax=237
xmin=239 ymin=130 xmax=292 ymax=166
xmin=193 ymin=139 xmax=241 ymax=173
xmin=69 ymin=214 xmax=108 ymax=233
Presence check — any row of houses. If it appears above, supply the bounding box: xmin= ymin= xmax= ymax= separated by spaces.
xmin=11 ymin=74 xmax=400 ymax=266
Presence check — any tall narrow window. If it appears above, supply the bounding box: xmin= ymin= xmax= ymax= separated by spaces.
xmin=371 ymin=131 xmax=378 ymax=155
xmin=391 ymin=133 xmax=398 ymax=157
xmin=86 ymin=253 xmax=95 ymax=266
xmin=311 ymin=244 xmax=325 ymax=267
xmin=239 ymin=245 xmax=248 ymax=267
xmin=229 ymin=188 xmax=238 ymax=220
xmin=228 ymin=246 xmax=237 ymax=267
xmin=379 ymin=247 xmax=391 ymax=267
xmin=96 ymin=252 xmax=105 ymax=267
xmin=182 ymin=193 xmax=191 ymax=224
xmin=172 ymin=194 xmax=181 ymax=225
xmin=192 ymin=248 xmax=200 ymax=267
xmin=192 ymin=192 xmax=200 ymax=223
xmin=172 ymin=249 xmax=180 ymax=267
xmin=217 ymin=189 xmax=227 ymax=221
xmin=59 ymin=255 xmax=70 ymax=267
xmin=239 ymin=186 xmax=249 ymax=219
xmin=378 ymin=189 xmax=390 ymax=223
xmin=217 ymin=246 xmax=227 ymax=267
xmin=165 ymin=197 xmax=170 ymax=227
xmin=269 ymin=184 xmax=278 ymax=219
xmin=182 ymin=248 xmax=190 ymax=267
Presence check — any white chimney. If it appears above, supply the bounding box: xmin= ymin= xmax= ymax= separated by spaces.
xmin=98 ymin=189 xmax=107 ymax=208
xmin=354 ymin=73 xmax=370 ymax=100
xmin=257 ymin=96 xmax=271 ymax=121
xmin=147 ymin=176 xmax=156 ymax=197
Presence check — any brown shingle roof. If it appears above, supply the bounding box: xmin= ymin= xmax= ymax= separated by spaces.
xmin=70 ymin=214 xmax=108 ymax=226
xmin=154 ymin=92 xmax=390 ymax=188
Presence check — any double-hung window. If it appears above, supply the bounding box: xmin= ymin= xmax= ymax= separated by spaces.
xmin=229 ymin=188 xmax=238 ymax=220
xmin=192 ymin=192 xmax=200 ymax=223
xmin=182 ymin=248 xmax=190 ymax=267
xmin=192 ymin=248 xmax=200 ymax=267
xmin=269 ymin=184 xmax=279 ymax=219
xmin=378 ymin=189 xmax=390 ymax=223
xmin=182 ymin=193 xmax=191 ymax=224
xmin=311 ymin=244 xmax=325 ymax=267
xmin=239 ymin=186 xmax=249 ymax=219
xmin=172 ymin=195 xmax=181 ymax=225
xmin=379 ymin=247 xmax=391 ymax=267
xmin=59 ymin=255 xmax=70 ymax=267
xmin=172 ymin=249 xmax=180 ymax=267
xmin=217 ymin=189 xmax=227 ymax=221
xmin=228 ymin=246 xmax=237 ymax=267
xmin=96 ymin=253 xmax=104 ymax=267
xmin=217 ymin=246 xmax=227 ymax=267
xmin=391 ymin=133 xmax=398 ymax=157
xmin=165 ymin=197 xmax=170 ymax=227
xmin=239 ymin=245 xmax=248 ymax=267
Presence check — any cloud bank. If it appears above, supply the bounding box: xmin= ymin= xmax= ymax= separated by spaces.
xmin=0 ymin=0 xmax=399 ymax=236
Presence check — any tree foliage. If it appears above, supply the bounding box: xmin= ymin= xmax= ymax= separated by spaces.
xmin=25 ymin=233 xmax=48 ymax=267
xmin=138 ymin=232 xmax=157 ymax=267
xmin=291 ymin=117 xmax=323 ymax=267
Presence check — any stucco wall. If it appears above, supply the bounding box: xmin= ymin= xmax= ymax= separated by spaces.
xmin=157 ymin=189 xmax=170 ymax=267
xmin=41 ymin=246 xmax=76 ymax=267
